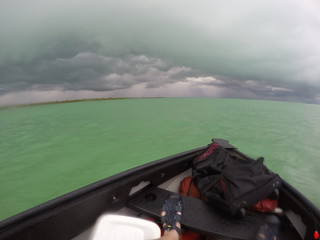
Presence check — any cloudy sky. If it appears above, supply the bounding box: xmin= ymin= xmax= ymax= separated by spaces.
xmin=1 ymin=0 xmax=320 ymax=106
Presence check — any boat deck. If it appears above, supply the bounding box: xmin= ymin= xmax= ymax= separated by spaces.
xmin=128 ymin=186 xmax=301 ymax=240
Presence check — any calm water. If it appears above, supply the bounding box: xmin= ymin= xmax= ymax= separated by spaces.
xmin=0 ymin=98 xmax=319 ymax=221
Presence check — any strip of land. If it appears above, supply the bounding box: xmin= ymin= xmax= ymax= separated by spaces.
xmin=0 ymin=97 xmax=163 ymax=110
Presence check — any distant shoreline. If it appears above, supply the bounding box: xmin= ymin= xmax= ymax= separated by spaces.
xmin=0 ymin=97 xmax=163 ymax=110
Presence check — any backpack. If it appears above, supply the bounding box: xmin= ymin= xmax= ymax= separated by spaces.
xmin=192 ymin=142 xmax=281 ymax=216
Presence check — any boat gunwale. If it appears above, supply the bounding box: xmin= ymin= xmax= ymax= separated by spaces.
xmin=0 ymin=146 xmax=207 ymax=232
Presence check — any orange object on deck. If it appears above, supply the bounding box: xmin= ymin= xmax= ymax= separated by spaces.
xmin=179 ymin=177 xmax=201 ymax=199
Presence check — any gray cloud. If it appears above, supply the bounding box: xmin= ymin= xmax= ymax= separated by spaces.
xmin=1 ymin=0 xmax=320 ymax=104
xmin=0 ymin=51 xmax=197 ymax=95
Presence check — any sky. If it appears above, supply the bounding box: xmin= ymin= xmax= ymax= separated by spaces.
xmin=1 ymin=0 xmax=320 ymax=106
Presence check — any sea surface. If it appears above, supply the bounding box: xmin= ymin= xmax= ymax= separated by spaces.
xmin=0 ymin=98 xmax=319 ymax=221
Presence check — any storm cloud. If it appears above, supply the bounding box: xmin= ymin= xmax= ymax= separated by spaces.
xmin=1 ymin=0 xmax=320 ymax=105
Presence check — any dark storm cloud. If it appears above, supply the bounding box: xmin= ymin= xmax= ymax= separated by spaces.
xmin=0 ymin=48 xmax=197 ymax=95
xmin=1 ymin=0 xmax=320 ymax=104
xmin=191 ymin=76 xmax=319 ymax=103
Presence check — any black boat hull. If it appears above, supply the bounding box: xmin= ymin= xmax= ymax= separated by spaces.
xmin=0 ymin=139 xmax=319 ymax=240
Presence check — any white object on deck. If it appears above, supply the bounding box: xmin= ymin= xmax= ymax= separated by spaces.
xmin=90 ymin=214 xmax=161 ymax=240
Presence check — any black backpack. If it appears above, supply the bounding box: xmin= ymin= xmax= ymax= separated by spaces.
xmin=192 ymin=141 xmax=281 ymax=216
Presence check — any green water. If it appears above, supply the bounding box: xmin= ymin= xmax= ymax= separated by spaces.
xmin=0 ymin=98 xmax=319 ymax=221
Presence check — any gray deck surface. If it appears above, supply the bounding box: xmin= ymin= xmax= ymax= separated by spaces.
xmin=128 ymin=186 xmax=300 ymax=240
